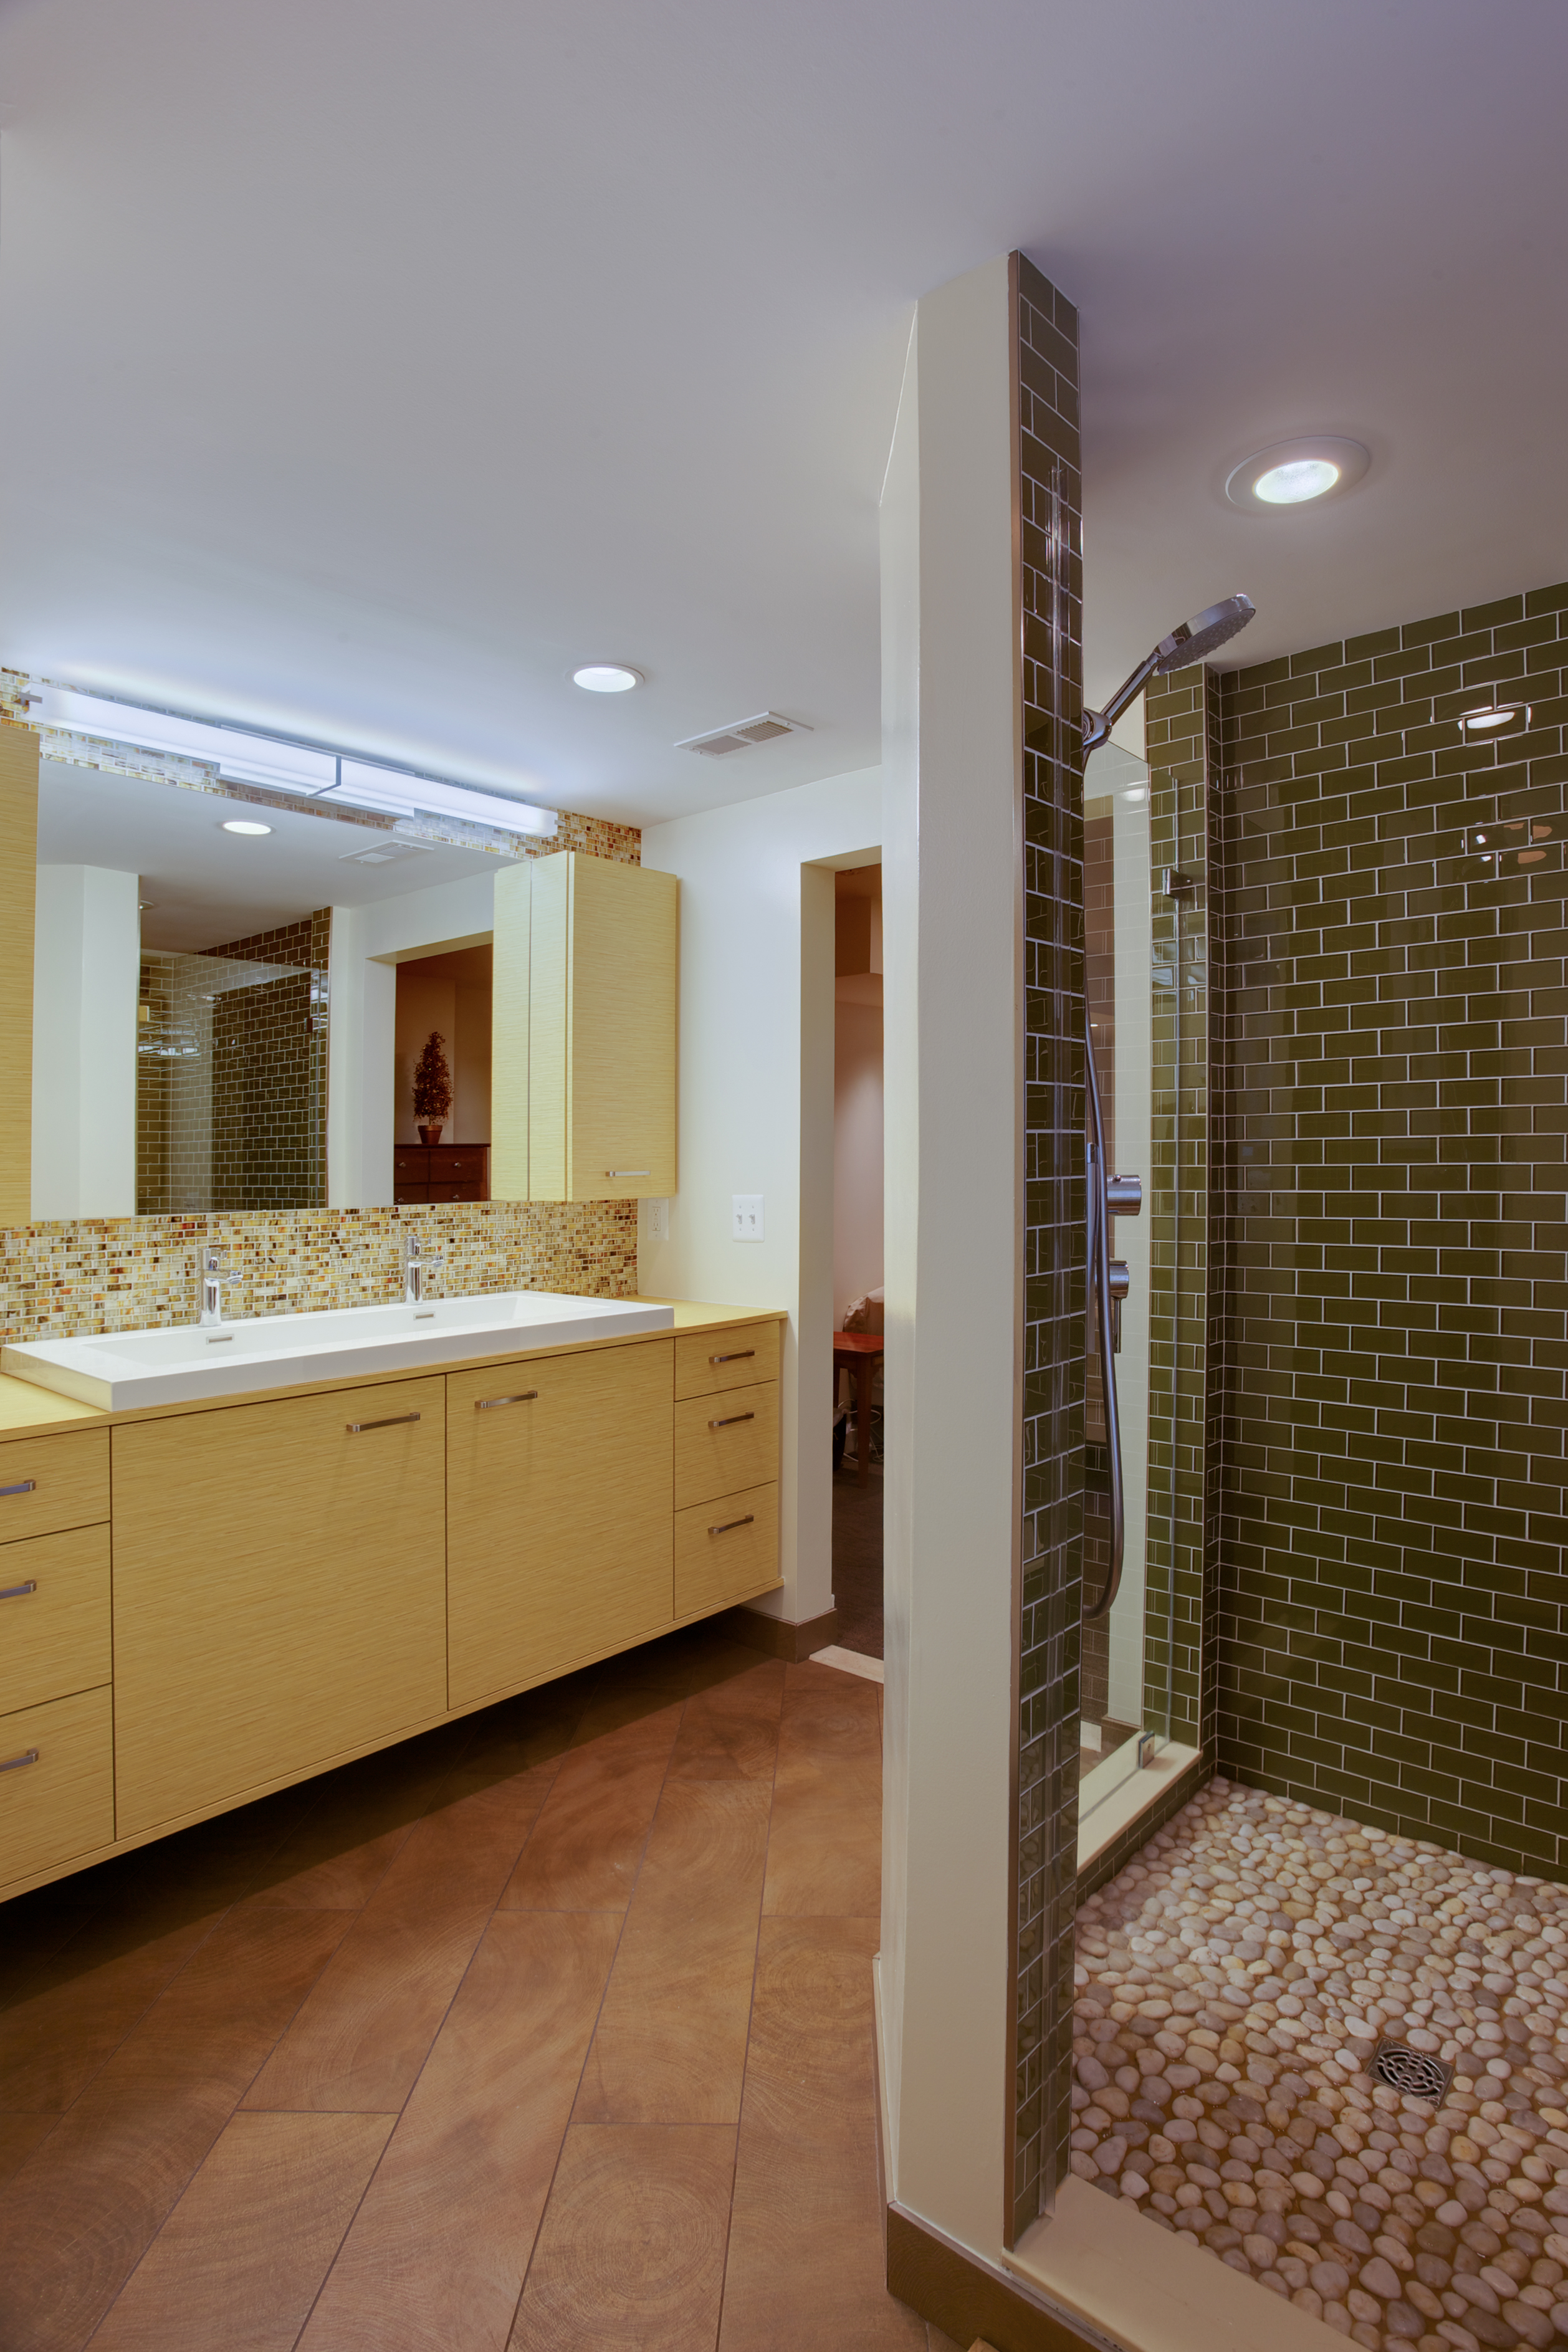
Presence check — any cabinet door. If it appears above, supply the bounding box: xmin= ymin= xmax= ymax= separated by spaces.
xmin=447 ymin=1339 xmax=674 ymax=1708
xmin=492 ymin=852 xmax=676 ymax=1203
xmin=113 ymin=1379 xmax=447 ymax=1837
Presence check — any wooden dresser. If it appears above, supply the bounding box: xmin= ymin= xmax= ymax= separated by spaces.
xmin=393 ymin=1144 xmax=490 ymax=1204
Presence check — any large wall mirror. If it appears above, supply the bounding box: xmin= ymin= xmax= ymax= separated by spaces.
xmin=27 ymin=750 xmax=523 ymax=1221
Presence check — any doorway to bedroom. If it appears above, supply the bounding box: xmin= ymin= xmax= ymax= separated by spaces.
xmin=831 ymin=863 xmax=884 ymax=1660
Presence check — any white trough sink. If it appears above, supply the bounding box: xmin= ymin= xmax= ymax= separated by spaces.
xmin=2 ymin=1291 xmax=675 ymax=1412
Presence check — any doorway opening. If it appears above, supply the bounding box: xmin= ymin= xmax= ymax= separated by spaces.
xmin=831 ymin=864 xmax=884 ymax=1658
xmin=392 ymin=943 xmax=494 ymax=1201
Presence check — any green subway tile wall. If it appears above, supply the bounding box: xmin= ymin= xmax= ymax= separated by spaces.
xmin=1013 ymin=252 xmax=1084 ymax=2239
xmin=1215 ymin=578 xmax=1568 ymax=1873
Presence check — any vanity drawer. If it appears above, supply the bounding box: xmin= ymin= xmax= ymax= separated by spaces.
xmin=0 ymin=1686 xmax=114 ymax=1891
xmin=674 ymin=1481 xmax=780 ymax=1618
xmin=674 ymin=1382 xmax=780 ymax=1510
xmin=0 ymin=1526 xmax=112 ymax=1717
xmin=673 ymin=1321 xmax=780 ymax=1402
xmin=0 ymin=1430 xmax=110 ymax=1546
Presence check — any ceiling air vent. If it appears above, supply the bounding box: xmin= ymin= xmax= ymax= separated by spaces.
xmin=676 ymin=711 xmax=812 ymax=758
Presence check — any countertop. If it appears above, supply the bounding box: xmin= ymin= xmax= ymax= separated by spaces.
xmin=0 ymin=1298 xmax=785 ymax=1441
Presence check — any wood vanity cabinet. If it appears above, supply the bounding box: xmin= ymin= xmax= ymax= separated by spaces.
xmin=0 ymin=1426 xmax=114 ymax=1888
xmin=446 ymin=1338 xmax=674 ymax=1708
xmin=0 ymin=1309 xmax=783 ymax=1907
xmin=492 ymin=849 xmax=677 ymax=1203
xmin=111 ymin=1378 xmax=447 ymax=1837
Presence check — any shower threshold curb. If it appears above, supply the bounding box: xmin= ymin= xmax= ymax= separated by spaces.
xmin=1005 ymin=2179 xmax=1333 ymax=2352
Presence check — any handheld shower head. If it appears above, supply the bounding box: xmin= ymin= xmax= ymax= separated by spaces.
xmin=1081 ymin=591 xmax=1256 ymax=752
xmin=1153 ymin=593 xmax=1256 ymax=672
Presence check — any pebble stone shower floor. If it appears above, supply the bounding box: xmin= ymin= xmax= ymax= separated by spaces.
xmin=1073 ymin=1779 xmax=1568 ymax=2352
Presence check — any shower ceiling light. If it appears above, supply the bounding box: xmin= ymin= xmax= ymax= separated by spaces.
xmin=1458 ymin=697 xmax=1531 ymax=737
xmin=572 ymin=664 xmax=643 ymax=693
xmin=1225 ymin=437 xmax=1370 ymax=511
xmin=221 ymin=818 xmax=272 ymax=835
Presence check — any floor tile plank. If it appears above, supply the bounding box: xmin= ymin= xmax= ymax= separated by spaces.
xmin=297 ymin=1910 xmax=619 ymax=2352
xmin=718 ymin=1917 xmax=924 ymax=2351
xmin=90 ymin=2110 xmax=393 ymax=2352
xmin=509 ymin=2123 xmax=734 ymax=2352
xmin=499 ymin=1706 xmax=681 ymax=1912
xmin=666 ymin=1660 xmax=785 ymax=1783
xmin=0 ymin=1908 xmax=351 ymax=2352
xmin=571 ymin=1779 xmax=770 ymax=2125
xmin=760 ymin=1665 xmax=881 ymax=1918
xmin=242 ymin=1902 xmax=493 ymax=2113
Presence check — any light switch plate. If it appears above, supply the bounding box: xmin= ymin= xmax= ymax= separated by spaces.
xmin=732 ymin=1193 xmax=764 ymax=1242
xmin=643 ymin=1198 xmax=669 ymax=1243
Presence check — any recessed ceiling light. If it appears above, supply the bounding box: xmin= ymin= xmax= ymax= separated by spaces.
xmin=572 ymin=664 xmax=643 ymax=693
xmin=1225 ymin=437 xmax=1370 ymax=512
xmin=221 ymin=818 xmax=272 ymax=835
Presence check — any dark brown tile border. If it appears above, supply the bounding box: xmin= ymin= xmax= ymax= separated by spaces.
xmin=886 ymin=2203 xmax=1107 ymax=2352
xmin=720 ymin=1605 xmax=839 ymax=1663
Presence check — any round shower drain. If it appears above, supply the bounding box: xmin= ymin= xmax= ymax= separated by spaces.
xmin=1368 ymin=2037 xmax=1454 ymax=2103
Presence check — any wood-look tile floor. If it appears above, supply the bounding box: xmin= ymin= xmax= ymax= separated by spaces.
xmin=0 ymin=1625 xmax=947 ymax=2352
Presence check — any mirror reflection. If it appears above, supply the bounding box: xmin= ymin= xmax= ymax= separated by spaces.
xmin=34 ymin=755 xmax=518 ymax=1220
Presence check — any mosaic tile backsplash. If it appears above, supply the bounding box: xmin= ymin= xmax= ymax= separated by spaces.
xmin=0 ymin=1203 xmax=639 ymax=1349
xmin=1217 ymin=578 xmax=1568 ymax=1879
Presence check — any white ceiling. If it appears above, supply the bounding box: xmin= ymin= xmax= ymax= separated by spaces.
xmin=37 ymin=761 xmax=509 ymax=951
xmin=2 ymin=0 xmax=1566 ymax=828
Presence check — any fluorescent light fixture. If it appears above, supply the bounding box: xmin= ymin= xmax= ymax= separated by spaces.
xmin=333 ymin=760 xmax=556 ymax=834
xmin=1458 ymin=697 xmax=1530 ymax=737
xmin=31 ymin=682 xmax=557 ymax=838
xmin=1225 ymin=437 xmax=1370 ymax=511
xmin=572 ymin=664 xmax=643 ymax=693
xmin=221 ymin=818 xmax=272 ymax=836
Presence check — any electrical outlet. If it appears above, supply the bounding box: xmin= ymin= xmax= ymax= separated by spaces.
xmin=732 ymin=1193 xmax=764 ymax=1243
xmin=643 ymin=1198 xmax=669 ymax=1243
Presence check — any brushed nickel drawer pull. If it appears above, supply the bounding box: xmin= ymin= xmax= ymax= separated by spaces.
xmin=708 ymin=1514 xmax=755 ymax=1537
xmin=708 ymin=1412 xmax=755 ymax=1430
xmin=346 ymin=1412 xmax=422 ymax=1433
xmin=0 ymin=1480 xmax=37 ymax=1498
xmin=0 ymin=1580 xmax=37 ymax=1601
xmin=709 ymin=1350 xmax=755 ymax=1365
xmin=476 ymin=1392 xmax=539 ymax=1410
xmin=0 ymin=1748 xmax=39 ymax=1775
xmin=605 ymin=1169 xmax=650 ymax=1178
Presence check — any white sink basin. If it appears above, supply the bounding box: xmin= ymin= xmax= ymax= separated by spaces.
xmin=2 ymin=1291 xmax=675 ymax=1411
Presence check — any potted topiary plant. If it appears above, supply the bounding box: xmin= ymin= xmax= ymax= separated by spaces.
xmin=413 ymin=1030 xmax=452 ymax=1145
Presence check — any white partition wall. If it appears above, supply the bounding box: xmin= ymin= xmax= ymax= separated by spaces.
xmin=31 ymin=864 xmax=140 ymax=1220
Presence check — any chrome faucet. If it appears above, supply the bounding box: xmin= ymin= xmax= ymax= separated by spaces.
xmin=404 ymin=1231 xmax=441 ymax=1306
xmin=199 ymin=1250 xmax=231 ymax=1327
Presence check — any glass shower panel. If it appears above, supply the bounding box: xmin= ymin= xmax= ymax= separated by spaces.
xmin=1079 ymin=742 xmax=1167 ymax=1816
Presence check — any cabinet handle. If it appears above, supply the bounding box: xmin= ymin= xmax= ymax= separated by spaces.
xmin=0 ymin=1580 xmax=37 ymax=1601
xmin=0 ymin=1748 xmax=39 ymax=1775
xmin=476 ymin=1392 xmax=539 ymax=1410
xmin=707 ymin=1514 xmax=755 ymax=1537
xmin=0 ymin=1479 xmax=37 ymax=1499
xmin=605 ymin=1170 xmax=650 ymax=1178
xmin=708 ymin=1412 xmax=755 ymax=1430
xmin=709 ymin=1350 xmax=755 ymax=1365
xmin=346 ymin=1412 xmax=422 ymax=1433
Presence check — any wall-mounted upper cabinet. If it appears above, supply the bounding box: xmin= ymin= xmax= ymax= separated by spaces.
xmin=492 ymin=851 xmax=677 ymax=1202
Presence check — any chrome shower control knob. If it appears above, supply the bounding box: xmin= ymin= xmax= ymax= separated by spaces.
xmin=1106 ymin=1174 xmax=1142 ymax=1216
xmin=1107 ymin=1261 xmax=1131 ymax=1301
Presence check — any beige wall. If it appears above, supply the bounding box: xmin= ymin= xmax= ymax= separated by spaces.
xmin=833 ymin=994 xmax=883 ymax=1327
xmin=638 ymin=767 xmax=882 ymax=1634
